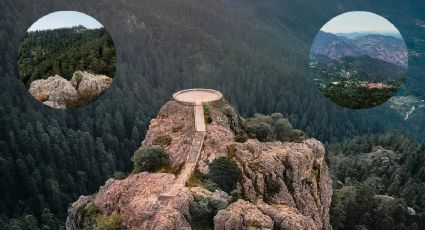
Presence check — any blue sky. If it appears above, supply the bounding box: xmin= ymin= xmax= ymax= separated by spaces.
xmin=321 ymin=11 xmax=399 ymax=33
xmin=28 ymin=11 xmax=103 ymax=31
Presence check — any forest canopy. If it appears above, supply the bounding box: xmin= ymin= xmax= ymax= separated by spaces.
xmin=18 ymin=26 xmax=116 ymax=87
xmin=328 ymin=133 xmax=425 ymax=229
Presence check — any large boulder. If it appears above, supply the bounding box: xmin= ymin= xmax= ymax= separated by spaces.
xmin=29 ymin=75 xmax=78 ymax=109
xmin=28 ymin=71 xmax=112 ymax=109
xmin=71 ymin=71 xmax=112 ymax=99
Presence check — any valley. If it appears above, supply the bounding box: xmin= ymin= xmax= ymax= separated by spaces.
xmin=310 ymin=31 xmax=407 ymax=108
xmin=389 ymin=95 xmax=425 ymax=120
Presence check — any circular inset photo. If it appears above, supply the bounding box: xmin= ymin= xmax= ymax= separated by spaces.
xmin=309 ymin=11 xmax=408 ymax=109
xmin=18 ymin=11 xmax=116 ymax=109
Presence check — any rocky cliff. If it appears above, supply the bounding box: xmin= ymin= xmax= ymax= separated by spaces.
xmin=66 ymin=96 xmax=332 ymax=230
xmin=29 ymin=71 xmax=112 ymax=109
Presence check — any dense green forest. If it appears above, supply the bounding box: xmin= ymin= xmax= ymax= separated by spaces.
xmin=320 ymin=80 xmax=403 ymax=109
xmin=328 ymin=134 xmax=425 ymax=229
xmin=0 ymin=0 xmax=424 ymax=229
xmin=18 ymin=26 xmax=116 ymax=87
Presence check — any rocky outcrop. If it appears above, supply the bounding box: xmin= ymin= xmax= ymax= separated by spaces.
xmin=29 ymin=75 xmax=78 ymax=109
xmin=29 ymin=71 xmax=112 ymax=109
xmin=142 ymin=101 xmax=195 ymax=167
xmin=214 ymin=200 xmax=274 ymax=230
xmin=66 ymin=94 xmax=332 ymax=230
xmin=66 ymin=173 xmax=193 ymax=230
xmin=207 ymin=137 xmax=332 ymax=230
xmin=214 ymin=200 xmax=317 ymax=230
xmin=224 ymin=138 xmax=332 ymax=230
xmin=71 ymin=71 xmax=112 ymax=99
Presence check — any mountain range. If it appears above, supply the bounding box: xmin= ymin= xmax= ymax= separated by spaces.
xmin=335 ymin=31 xmax=403 ymax=39
xmin=310 ymin=31 xmax=408 ymax=67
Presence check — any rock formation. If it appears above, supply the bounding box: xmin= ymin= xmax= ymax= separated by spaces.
xmin=29 ymin=75 xmax=78 ymax=109
xmin=220 ymin=138 xmax=333 ymax=230
xmin=66 ymin=173 xmax=192 ymax=230
xmin=214 ymin=200 xmax=317 ymax=230
xmin=66 ymin=92 xmax=332 ymax=230
xmin=71 ymin=71 xmax=113 ymax=100
xmin=29 ymin=71 xmax=112 ymax=109
xmin=141 ymin=101 xmax=196 ymax=168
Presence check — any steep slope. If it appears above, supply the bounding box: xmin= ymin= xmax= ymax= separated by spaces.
xmin=66 ymin=93 xmax=333 ymax=230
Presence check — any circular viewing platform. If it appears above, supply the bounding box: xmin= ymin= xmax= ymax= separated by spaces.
xmin=173 ymin=88 xmax=223 ymax=105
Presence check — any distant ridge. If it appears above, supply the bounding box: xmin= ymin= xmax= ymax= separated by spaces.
xmin=334 ymin=31 xmax=403 ymax=39
xmin=311 ymin=31 xmax=407 ymax=67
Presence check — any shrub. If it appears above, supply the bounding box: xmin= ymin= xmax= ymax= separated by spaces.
xmin=186 ymin=170 xmax=204 ymax=188
xmin=131 ymin=146 xmax=169 ymax=173
xmin=190 ymin=196 xmax=227 ymax=228
xmin=202 ymin=179 xmax=219 ymax=192
xmin=208 ymin=157 xmax=242 ymax=193
xmin=72 ymin=71 xmax=84 ymax=87
xmin=94 ymin=214 xmax=121 ymax=230
xmin=80 ymin=204 xmax=100 ymax=230
xmin=245 ymin=121 xmax=273 ymax=142
xmin=234 ymin=131 xmax=248 ymax=143
xmin=79 ymin=204 xmax=121 ymax=230
xmin=274 ymin=119 xmax=293 ymax=141
xmin=265 ymin=178 xmax=281 ymax=200
xmin=288 ymin=129 xmax=307 ymax=142
xmin=172 ymin=124 xmax=184 ymax=133
xmin=230 ymin=190 xmax=242 ymax=203
xmin=113 ymin=171 xmax=126 ymax=180
xmin=248 ymin=219 xmax=262 ymax=228
xmin=203 ymin=104 xmax=213 ymax=124
xmin=243 ymin=113 xmax=301 ymax=142
xmin=220 ymin=105 xmax=233 ymax=117
xmin=157 ymin=163 xmax=183 ymax=175
xmin=152 ymin=135 xmax=172 ymax=147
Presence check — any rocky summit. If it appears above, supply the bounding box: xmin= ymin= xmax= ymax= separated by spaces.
xmin=66 ymin=91 xmax=332 ymax=230
xmin=29 ymin=71 xmax=112 ymax=109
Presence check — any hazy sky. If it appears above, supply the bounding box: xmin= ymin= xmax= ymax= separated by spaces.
xmin=28 ymin=11 xmax=103 ymax=31
xmin=321 ymin=11 xmax=399 ymax=33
